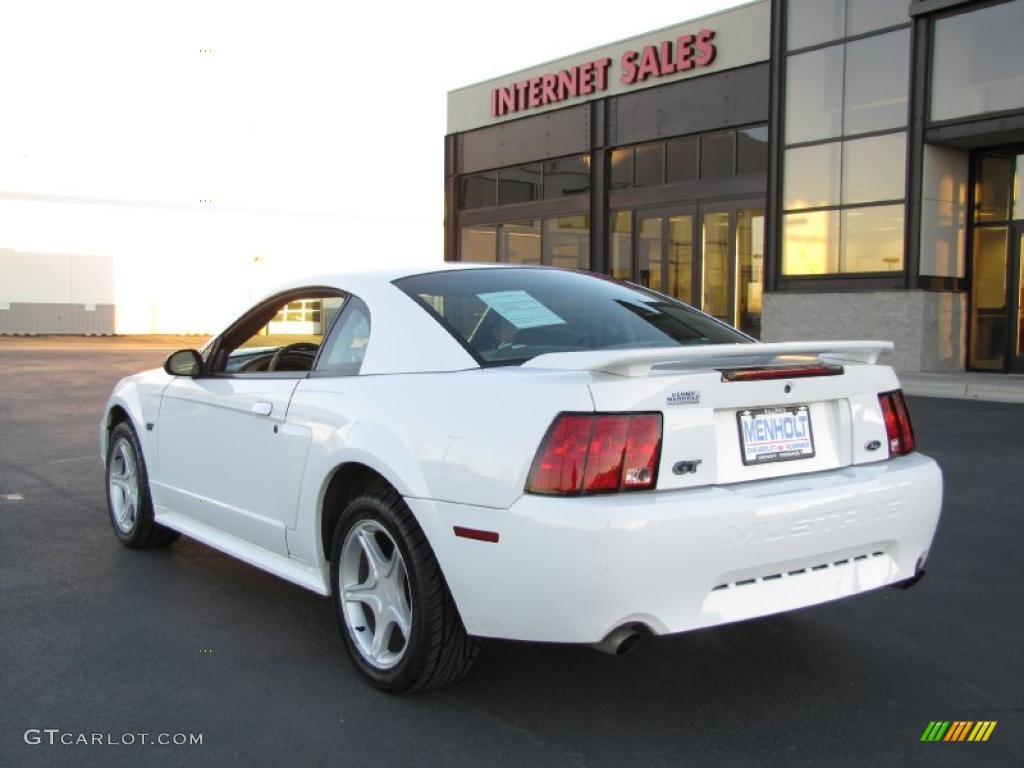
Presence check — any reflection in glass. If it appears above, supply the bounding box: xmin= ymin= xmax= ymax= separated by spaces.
xmin=1014 ymin=155 xmax=1024 ymax=221
xmin=542 ymin=215 xmax=590 ymax=270
xmin=668 ymin=215 xmax=693 ymax=304
xmin=497 ymin=164 xmax=542 ymax=205
xmin=666 ymin=136 xmax=699 ymax=183
xmin=1018 ymin=233 xmax=1024 ymax=358
xmin=787 ymin=0 xmax=844 ymax=50
xmin=610 ymin=149 xmax=633 ymax=189
xmin=842 ymin=132 xmax=906 ymax=204
xmin=784 ymin=143 xmax=841 ymax=209
xmin=736 ymin=210 xmax=765 ymax=337
xmin=785 ymin=44 xmax=844 ymax=144
xmin=737 ymin=126 xmax=768 ymax=176
xmin=544 ymin=155 xmax=590 ymax=198
xmin=610 ymin=211 xmax=632 ymax=281
xmin=969 ymin=227 xmax=1008 ymax=370
xmin=702 ymin=211 xmax=730 ymax=321
xmin=459 ymin=173 xmax=496 ymax=209
xmin=931 ymin=0 xmax=1024 ymax=122
xmin=638 ymin=216 xmax=663 ymax=291
xmin=635 ymin=143 xmax=664 ymax=187
xmin=782 ymin=210 xmax=840 ymax=274
xmin=975 ymin=155 xmax=1013 ymax=222
xmin=701 ymin=131 xmax=734 ymax=179
xmin=499 ymin=221 xmax=541 ymax=264
xmin=460 ymin=225 xmax=497 ymax=262
xmin=846 ymin=0 xmax=909 ymax=37
xmin=843 ymin=29 xmax=909 ymax=135
xmin=841 ymin=204 xmax=904 ymax=272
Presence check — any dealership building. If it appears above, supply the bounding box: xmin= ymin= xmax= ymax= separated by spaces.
xmin=444 ymin=0 xmax=1024 ymax=373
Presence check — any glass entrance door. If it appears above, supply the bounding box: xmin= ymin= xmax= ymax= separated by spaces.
xmin=611 ymin=202 xmax=764 ymax=336
xmin=1012 ymin=226 xmax=1024 ymax=373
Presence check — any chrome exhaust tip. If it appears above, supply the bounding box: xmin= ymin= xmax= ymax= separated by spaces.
xmin=590 ymin=624 xmax=647 ymax=656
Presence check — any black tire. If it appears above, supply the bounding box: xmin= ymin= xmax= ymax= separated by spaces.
xmin=329 ymin=483 xmax=479 ymax=692
xmin=105 ymin=421 xmax=179 ymax=549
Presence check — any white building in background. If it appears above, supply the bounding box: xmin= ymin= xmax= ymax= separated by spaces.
xmin=0 ymin=198 xmax=437 ymax=335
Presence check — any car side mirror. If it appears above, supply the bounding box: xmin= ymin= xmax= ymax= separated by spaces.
xmin=164 ymin=349 xmax=204 ymax=377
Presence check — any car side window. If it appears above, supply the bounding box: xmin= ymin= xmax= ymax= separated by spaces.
xmin=315 ymin=296 xmax=371 ymax=376
xmin=211 ymin=292 xmax=346 ymax=374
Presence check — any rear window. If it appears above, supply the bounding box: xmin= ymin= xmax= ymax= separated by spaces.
xmin=394 ymin=267 xmax=749 ymax=366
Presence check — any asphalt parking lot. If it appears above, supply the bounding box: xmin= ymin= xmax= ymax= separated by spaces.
xmin=1 ymin=340 xmax=1021 ymax=768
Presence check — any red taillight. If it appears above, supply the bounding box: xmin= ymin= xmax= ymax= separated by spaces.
xmin=878 ymin=390 xmax=916 ymax=457
xmin=526 ymin=413 xmax=662 ymax=495
xmin=721 ymin=364 xmax=843 ymax=382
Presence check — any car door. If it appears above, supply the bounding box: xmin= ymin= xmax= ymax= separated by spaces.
xmin=151 ymin=289 xmax=346 ymax=556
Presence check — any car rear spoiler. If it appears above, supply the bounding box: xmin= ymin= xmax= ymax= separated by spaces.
xmin=521 ymin=340 xmax=894 ymax=378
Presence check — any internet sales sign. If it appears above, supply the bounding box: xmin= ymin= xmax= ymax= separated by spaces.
xmin=491 ymin=29 xmax=716 ymax=118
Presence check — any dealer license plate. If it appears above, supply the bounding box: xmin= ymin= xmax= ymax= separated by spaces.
xmin=737 ymin=405 xmax=815 ymax=466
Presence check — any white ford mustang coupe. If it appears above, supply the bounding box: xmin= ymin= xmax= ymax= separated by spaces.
xmin=101 ymin=265 xmax=941 ymax=692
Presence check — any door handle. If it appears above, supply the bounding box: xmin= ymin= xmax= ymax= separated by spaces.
xmin=251 ymin=401 xmax=273 ymax=416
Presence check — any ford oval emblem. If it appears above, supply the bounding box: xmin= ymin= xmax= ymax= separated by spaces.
xmin=865 ymin=439 xmax=881 ymax=451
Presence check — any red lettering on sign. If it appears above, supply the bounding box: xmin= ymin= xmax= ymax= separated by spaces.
xmin=659 ymin=41 xmax=676 ymax=75
xmin=487 ymin=29 xmax=718 ymax=117
xmin=636 ymin=45 xmax=660 ymax=82
xmin=620 ymin=50 xmax=639 ymax=85
xmin=676 ymin=33 xmax=695 ymax=71
xmin=695 ymin=28 xmax=716 ymax=66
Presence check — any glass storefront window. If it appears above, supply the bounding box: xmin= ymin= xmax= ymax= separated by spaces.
xmin=782 ymin=210 xmax=840 ymax=275
xmin=610 ymin=211 xmax=632 ymax=281
xmin=610 ymin=148 xmax=633 ymax=189
xmin=846 ymin=0 xmax=908 ymax=36
xmin=970 ymin=227 xmax=1008 ymax=370
xmin=543 ymin=155 xmax=590 ymax=198
xmin=459 ymin=172 xmax=496 ymax=210
xmin=542 ymin=215 xmax=590 ymax=270
xmin=634 ymin=143 xmax=664 ymax=187
xmin=499 ymin=221 xmax=541 ymax=264
xmin=787 ymin=0 xmax=844 ymax=51
xmin=842 ymin=132 xmax=906 ymax=204
xmin=784 ymin=143 xmax=841 ymax=210
xmin=701 ymin=131 xmax=734 ymax=179
xmin=638 ymin=216 xmax=663 ymax=291
xmin=736 ymin=209 xmax=765 ymax=338
xmin=702 ymin=211 xmax=730 ymax=321
xmin=497 ymin=164 xmax=541 ymax=205
xmin=975 ymin=155 xmax=1013 ymax=223
xmin=931 ymin=0 xmax=1024 ymax=122
xmin=666 ymin=136 xmax=698 ymax=183
xmin=737 ymin=126 xmax=768 ymax=176
xmin=460 ymin=225 xmax=496 ymax=262
xmin=668 ymin=215 xmax=693 ymax=304
xmin=785 ymin=44 xmax=844 ymax=144
xmin=840 ymin=204 xmax=904 ymax=272
xmin=843 ymin=29 xmax=909 ymax=135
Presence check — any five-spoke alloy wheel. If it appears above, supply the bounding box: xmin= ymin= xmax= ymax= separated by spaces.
xmin=105 ymin=421 xmax=179 ymax=549
xmin=330 ymin=483 xmax=479 ymax=692
xmin=339 ymin=519 xmax=413 ymax=670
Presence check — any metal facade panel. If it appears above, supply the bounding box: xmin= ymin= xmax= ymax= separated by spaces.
xmin=611 ymin=63 xmax=770 ymax=147
xmin=458 ymin=105 xmax=590 ymax=174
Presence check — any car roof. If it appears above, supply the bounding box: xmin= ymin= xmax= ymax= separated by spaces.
xmin=267 ymin=261 xmax=544 ymax=296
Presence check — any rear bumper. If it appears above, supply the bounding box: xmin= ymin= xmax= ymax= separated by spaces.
xmin=408 ymin=453 xmax=942 ymax=643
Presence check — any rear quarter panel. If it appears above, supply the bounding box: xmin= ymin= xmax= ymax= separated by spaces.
xmin=285 ymin=367 xmax=594 ymax=563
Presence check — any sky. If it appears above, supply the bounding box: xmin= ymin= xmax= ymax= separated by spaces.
xmin=0 ymin=0 xmax=747 ymax=330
